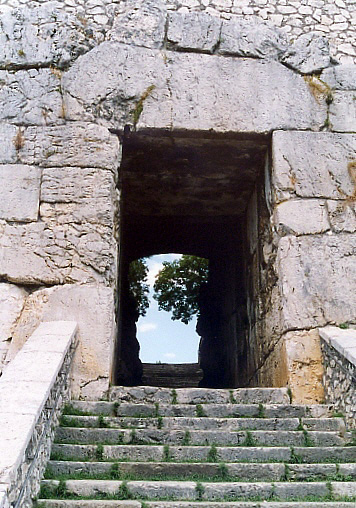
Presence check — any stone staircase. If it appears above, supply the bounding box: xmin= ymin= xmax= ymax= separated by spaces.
xmin=142 ymin=363 xmax=203 ymax=388
xmin=36 ymin=386 xmax=356 ymax=507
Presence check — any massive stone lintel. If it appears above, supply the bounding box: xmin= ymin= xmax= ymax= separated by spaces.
xmin=62 ymin=42 xmax=327 ymax=133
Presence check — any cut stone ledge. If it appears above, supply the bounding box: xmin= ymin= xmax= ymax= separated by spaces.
xmin=319 ymin=326 xmax=356 ymax=366
xmin=0 ymin=321 xmax=77 ymax=415
xmin=0 ymin=321 xmax=77 ymax=499
xmin=62 ymin=42 xmax=327 ymax=133
xmin=0 ymin=413 xmax=38 ymax=484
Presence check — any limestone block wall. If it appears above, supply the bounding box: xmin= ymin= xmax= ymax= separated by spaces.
xmin=0 ymin=0 xmax=355 ymax=64
xmin=0 ymin=0 xmax=355 ymax=400
xmin=0 ymin=321 xmax=77 ymax=507
xmin=0 ymin=3 xmax=121 ymax=398
xmin=254 ymin=126 xmax=356 ymax=403
xmin=320 ymin=326 xmax=356 ymax=429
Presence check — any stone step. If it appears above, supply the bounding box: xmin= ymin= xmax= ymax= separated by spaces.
xmin=142 ymin=363 xmax=203 ymax=388
xmin=59 ymin=415 xmax=345 ymax=432
xmin=108 ymin=387 xmax=290 ymax=405
xmin=55 ymin=427 xmax=347 ymax=447
xmin=36 ymin=501 xmax=356 ymax=508
xmin=67 ymin=401 xmax=333 ymax=419
xmin=45 ymin=460 xmax=356 ymax=482
xmin=51 ymin=443 xmax=356 ymax=463
xmin=40 ymin=479 xmax=356 ymax=501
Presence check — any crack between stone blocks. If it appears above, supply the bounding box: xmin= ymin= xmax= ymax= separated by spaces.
xmin=80 ymin=375 xmax=107 ymax=390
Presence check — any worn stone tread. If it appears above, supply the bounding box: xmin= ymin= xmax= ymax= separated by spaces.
xmin=38 ymin=502 xmax=141 ymax=507
xmin=46 ymin=459 xmax=356 ymax=481
xmin=51 ymin=443 xmax=356 ymax=463
xmin=59 ymin=415 xmax=344 ymax=432
xmin=68 ymin=401 xmax=334 ymax=419
xmin=55 ymin=428 xmax=346 ymax=447
xmin=37 ymin=502 xmax=356 ymax=508
xmin=42 ymin=390 xmax=355 ymax=507
xmin=108 ymin=387 xmax=290 ymax=405
xmin=40 ymin=479 xmax=356 ymax=500
xmin=46 ymin=460 xmax=286 ymax=481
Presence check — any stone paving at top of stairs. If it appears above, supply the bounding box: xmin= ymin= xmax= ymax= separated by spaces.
xmin=68 ymin=401 xmax=335 ymax=418
xmin=36 ymin=386 xmax=356 ymax=508
xmin=108 ymin=387 xmax=291 ymax=405
xmin=141 ymin=363 xmax=203 ymax=388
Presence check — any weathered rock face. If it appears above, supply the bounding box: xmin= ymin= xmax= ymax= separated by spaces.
xmin=0 ymin=2 xmax=99 ymax=70
xmin=0 ymin=284 xmax=27 ymax=373
xmin=255 ymin=329 xmax=325 ymax=404
xmin=283 ymin=330 xmax=325 ymax=404
xmin=2 ymin=0 xmax=355 ymax=65
xmin=108 ymin=0 xmax=166 ymax=49
xmin=168 ymin=12 xmax=222 ymax=53
xmin=6 ymin=285 xmax=116 ymax=400
xmin=280 ymin=33 xmax=331 ymax=74
xmin=0 ymin=69 xmax=63 ymax=126
xmin=321 ymin=64 xmax=356 ymax=91
xmin=0 ymin=165 xmax=41 ymax=222
xmin=277 ymin=234 xmax=356 ymax=331
xmin=274 ymin=199 xmax=330 ymax=237
xmin=272 ymin=131 xmax=356 ymax=202
xmin=219 ymin=16 xmax=288 ymax=59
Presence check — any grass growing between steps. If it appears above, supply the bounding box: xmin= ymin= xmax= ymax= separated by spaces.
xmin=37 ymin=481 xmax=356 ymax=504
xmin=62 ymin=404 xmax=94 ymax=417
xmin=44 ymin=458 xmax=354 ymax=483
xmin=43 ymin=466 xmax=355 ymax=483
xmin=55 ymin=430 xmax=327 ymax=447
xmin=49 ymin=446 xmax=356 ymax=464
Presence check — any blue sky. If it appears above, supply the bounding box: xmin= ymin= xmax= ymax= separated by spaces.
xmin=137 ymin=254 xmax=200 ymax=364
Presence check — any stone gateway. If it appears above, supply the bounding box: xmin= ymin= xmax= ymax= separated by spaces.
xmin=0 ymin=0 xmax=355 ymax=506
xmin=1 ymin=0 xmax=355 ymax=401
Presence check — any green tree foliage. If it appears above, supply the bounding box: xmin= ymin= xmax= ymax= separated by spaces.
xmin=128 ymin=259 xmax=150 ymax=317
xmin=153 ymin=255 xmax=209 ymax=324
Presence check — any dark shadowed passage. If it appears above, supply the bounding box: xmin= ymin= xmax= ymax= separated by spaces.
xmin=115 ymin=130 xmax=270 ymax=389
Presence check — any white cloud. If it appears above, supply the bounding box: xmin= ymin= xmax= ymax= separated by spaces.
xmin=138 ymin=322 xmax=158 ymax=333
xmin=164 ymin=353 xmax=176 ymax=359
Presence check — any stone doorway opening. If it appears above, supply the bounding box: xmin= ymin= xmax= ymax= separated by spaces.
xmin=115 ymin=130 xmax=270 ymax=389
xmin=133 ymin=253 xmax=205 ymax=387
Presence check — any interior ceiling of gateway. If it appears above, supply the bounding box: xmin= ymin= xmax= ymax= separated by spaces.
xmin=120 ymin=133 xmax=268 ymax=218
